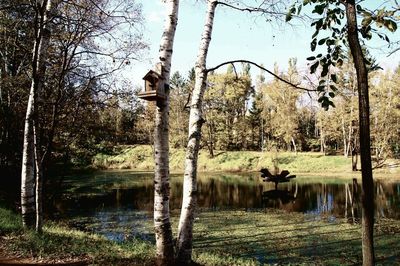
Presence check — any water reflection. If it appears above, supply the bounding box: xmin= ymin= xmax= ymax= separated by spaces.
xmin=46 ymin=172 xmax=400 ymax=241
xmin=49 ymin=172 xmax=400 ymax=222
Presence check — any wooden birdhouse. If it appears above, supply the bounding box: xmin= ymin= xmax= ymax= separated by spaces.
xmin=138 ymin=70 xmax=165 ymax=101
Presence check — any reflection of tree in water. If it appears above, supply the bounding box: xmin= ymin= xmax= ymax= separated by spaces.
xmin=262 ymin=189 xmax=296 ymax=206
xmin=48 ymin=174 xmax=400 ymax=222
xmin=196 ymin=177 xmax=264 ymax=210
xmin=375 ymin=181 xmax=400 ymax=220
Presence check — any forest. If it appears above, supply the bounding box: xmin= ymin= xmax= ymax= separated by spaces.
xmin=0 ymin=0 xmax=400 ymax=266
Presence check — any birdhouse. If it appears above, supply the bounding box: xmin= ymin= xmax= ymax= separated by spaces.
xmin=138 ymin=70 xmax=165 ymax=101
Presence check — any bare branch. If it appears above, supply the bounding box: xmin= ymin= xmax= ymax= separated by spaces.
xmin=207 ymin=60 xmax=316 ymax=92
xmin=215 ymin=1 xmax=286 ymax=16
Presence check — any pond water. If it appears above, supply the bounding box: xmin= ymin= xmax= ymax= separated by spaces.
xmin=47 ymin=171 xmax=400 ymax=242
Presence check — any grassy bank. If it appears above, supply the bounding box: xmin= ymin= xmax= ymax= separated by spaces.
xmin=1 ymin=205 xmax=400 ymax=265
xmin=0 ymin=206 xmax=155 ymax=265
xmin=92 ymin=145 xmax=351 ymax=172
xmin=92 ymin=145 xmax=399 ymax=175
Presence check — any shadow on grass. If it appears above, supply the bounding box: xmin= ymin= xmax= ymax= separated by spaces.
xmin=192 ymin=211 xmax=400 ymax=265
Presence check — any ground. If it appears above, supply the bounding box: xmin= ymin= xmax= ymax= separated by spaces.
xmin=0 ymin=242 xmax=88 ymax=265
xmin=1 ymin=209 xmax=399 ymax=266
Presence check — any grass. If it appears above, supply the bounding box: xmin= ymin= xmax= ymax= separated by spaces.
xmin=190 ymin=211 xmax=400 ymax=265
xmin=2 ymin=205 xmax=399 ymax=265
xmin=91 ymin=145 xmax=400 ymax=177
xmin=0 ymin=206 xmax=155 ymax=265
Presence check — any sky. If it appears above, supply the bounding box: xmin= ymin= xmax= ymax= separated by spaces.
xmin=129 ymin=0 xmax=400 ymax=87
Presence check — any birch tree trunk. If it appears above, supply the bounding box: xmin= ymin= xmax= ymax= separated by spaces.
xmin=176 ymin=1 xmax=217 ymax=264
xmin=21 ymin=0 xmax=53 ymax=230
xmin=345 ymin=1 xmax=375 ymax=265
xmin=153 ymin=1 xmax=179 ymax=265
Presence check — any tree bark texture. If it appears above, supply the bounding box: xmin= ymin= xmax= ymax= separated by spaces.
xmin=345 ymin=1 xmax=375 ymax=265
xmin=176 ymin=1 xmax=217 ymax=264
xmin=153 ymin=1 xmax=179 ymax=265
xmin=21 ymin=0 xmax=53 ymax=230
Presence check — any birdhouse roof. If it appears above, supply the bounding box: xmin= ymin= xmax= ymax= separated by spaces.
xmin=143 ymin=70 xmax=162 ymax=80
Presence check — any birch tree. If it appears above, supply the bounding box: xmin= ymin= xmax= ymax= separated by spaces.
xmin=21 ymin=0 xmax=55 ymax=231
xmin=176 ymin=1 xmax=298 ymax=263
xmin=153 ymin=0 xmax=179 ymax=265
xmin=176 ymin=1 xmax=217 ymax=263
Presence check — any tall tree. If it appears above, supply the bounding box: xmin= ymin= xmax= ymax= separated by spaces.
xmin=176 ymin=1 xmax=217 ymax=264
xmin=21 ymin=0 xmax=55 ymax=231
xmin=153 ymin=0 xmax=179 ymax=265
xmin=288 ymin=1 xmax=399 ymax=264
xmin=261 ymin=60 xmax=300 ymax=152
xmin=345 ymin=2 xmax=375 ymax=263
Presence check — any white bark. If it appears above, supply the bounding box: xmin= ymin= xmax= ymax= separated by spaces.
xmin=176 ymin=1 xmax=217 ymax=264
xmin=21 ymin=0 xmax=54 ymax=230
xmin=153 ymin=0 xmax=179 ymax=265
xmin=21 ymin=83 xmax=36 ymax=228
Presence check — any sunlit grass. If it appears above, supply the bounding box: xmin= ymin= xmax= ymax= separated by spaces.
xmin=91 ymin=145 xmax=365 ymax=174
xmin=190 ymin=211 xmax=400 ymax=265
xmin=1 ymin=205 xmax=400 ymax=265
xmin=0 ymin=206 xmax=155 ymax=265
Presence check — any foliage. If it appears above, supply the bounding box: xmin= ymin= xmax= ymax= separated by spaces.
xmin=287 ymin=0 xmax=399 ymax=110
xmin=203 ymin=64 xmax=253 ymax=153
xmin=0 ymin=0 xmax=147 ymax=173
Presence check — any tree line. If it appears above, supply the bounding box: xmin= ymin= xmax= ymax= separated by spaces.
xmin=166 ymin=59 xmax=400 ymax=163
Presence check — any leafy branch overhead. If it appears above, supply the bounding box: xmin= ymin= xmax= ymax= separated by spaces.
xmin=287 ymin=0 xmax=399 ymax=110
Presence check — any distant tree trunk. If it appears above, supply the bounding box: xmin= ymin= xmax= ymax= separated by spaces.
xmin=320 ymin=127 xmax=326 ymax=154
xmin=345 ymin=1 xmax=375 ymax=265
xmin=291 ymin=137 xmax=297 ymax=155
xmin=342 ymin=118 xmax=348 ymax=157
xmin=21 ymin=0 xmax=54 ymax=231
xmin=153 ymin=1 xmax=179 ymax=265
xmin=176 ymin=1 xmax=217 ymax=264
xmin=207 ymin=123 xmax=214 ymax=158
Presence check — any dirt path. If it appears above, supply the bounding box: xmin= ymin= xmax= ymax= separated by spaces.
xmin=0 ymin=247 xmax=88 ymax=266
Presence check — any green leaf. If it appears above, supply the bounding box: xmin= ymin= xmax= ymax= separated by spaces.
xmin=307 ymin=56 xmax=316 ymax=61
xmin=331 ymin=74 xmax=337 ymax=83
xmin=329 ymin=92 xmax=335 ymax=98
xmin=313 ymin=4 xmax=326 ymax=15
xmin=311 ymin=38 xmax=317 ymax=51
xmin=318 ymin=38 xmax=327 ymax=45
xmin=330 ymin=84 xmax=338 ymax=91
xmin=326 ymin=39 xmax=335 ymax=46
xmin=384 ymin=19 xmax=397 ymax=32
xmin=321 ymin=64 xmax=329 ymax=77
xmin=310 ymin=61 xmax=319 ymax=74
xmin=361 ymin=16 xmax=372 ymax=28
xmin=285 ymin=12 xmax=293 ymax=22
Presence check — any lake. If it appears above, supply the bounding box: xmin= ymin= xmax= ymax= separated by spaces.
xmin=45 ymin=171 xmax=400 ymax=242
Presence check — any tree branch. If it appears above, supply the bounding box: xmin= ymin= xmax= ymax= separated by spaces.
xmin=207 ymin=60 xmax=316 ymax=92
xmin=215 ymin=1 xmax=286 ymax=16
